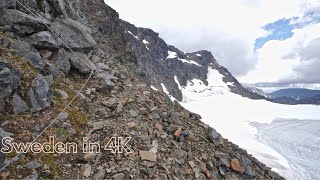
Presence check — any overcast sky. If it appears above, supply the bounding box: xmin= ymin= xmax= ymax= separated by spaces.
xmin=105 ymin=0 xmax=320 ymax=91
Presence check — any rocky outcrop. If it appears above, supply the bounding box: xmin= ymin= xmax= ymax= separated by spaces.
xmin=0 ymin=9 xmax=49 ymax=36
xmin=50 ymin=18 xmax=96 ymax=51
xmin=120 ymin=20 xmax=264 ymax=101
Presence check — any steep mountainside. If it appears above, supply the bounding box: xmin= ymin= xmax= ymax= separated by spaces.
xmin=119 ymin=21 xmax=264 ymax=101
xmin=0 ymin=0 xmax=281 ymax=179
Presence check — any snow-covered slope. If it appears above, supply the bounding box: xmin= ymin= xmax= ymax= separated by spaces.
xmin=176 ymin=67 xmax=320 ymax=180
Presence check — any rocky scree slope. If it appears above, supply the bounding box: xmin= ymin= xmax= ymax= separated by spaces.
xmin=119 ymin=20 xmax=264 ymax=101
xmin=0 ymin=0 xmax=281 ymax=179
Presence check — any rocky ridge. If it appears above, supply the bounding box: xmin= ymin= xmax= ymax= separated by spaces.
xmin=119 ymin=20 xmax=264 ymax=101
xmin=0 ymin=0 xmax=281 ymax=179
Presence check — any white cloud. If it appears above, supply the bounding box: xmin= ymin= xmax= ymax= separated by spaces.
xmin=241 ymin=23 xmax=320 ymax=86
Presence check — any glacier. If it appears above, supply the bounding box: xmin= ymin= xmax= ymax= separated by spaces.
xmin=176 ymin=67 xmax=320 ymax=179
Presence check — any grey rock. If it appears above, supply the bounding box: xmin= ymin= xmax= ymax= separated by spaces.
xmin=0 ymin=99 xmax=5 ymax=112
xmin=96 ymin=66 xmax=118 ymax=93
xmin=57 ymin=112 xmax=68 ymax=121
xmin=10 ymin=41 xmax=45 ymax=69
xmin=69 ymin=52 xmax=95 ymax=74
xmin=39 ymin=50 xmax=53 ymax=59
xmin=0 ymin=68 xmax=13 ymax=99
xmin=50 ymin=48 xmax=71 ymax=74
xmin=220 ymin=158 xmax=231 ymax=168
xmin=0 ymin=127 xmax=14 ymax=137
xmin=27 ymin=88 xmax=41 ymax=113
xmin=84 ymin=152 xmax=96 ymax=162
xmin=166 ymin=124 xmax=178 ymax=133
xmin=0 ymin=0 xmax=16 ymax=9
xmin=171 ymin=149 xmax=186 ymax=160
xmin=82 ymin=164 xmax=92 ymax=177
xmin=0 ymin=9 xmax=49 ymax=34
xmin=44 ymin=75 xmax=54 ymax=87
xmin=208 ymin=127 xmax=221 ymax=144
xmin=102 ymin=97 xmax=118 ymax=108
xmin=12 ymin=92 xmax=29 ymax=114
xmin=139 ymin=151 xmax=157 ymax=161
xmin=25 ymin=160 xmax=41 ymax=169
xmin=51 ymin=18 xmax=96 ymax=50
xmin=55 ymin=89 xmax=68 ymax=100
xmin=28 ymin=31 xmax=58 ymax=49
xmin=170 ymin=112 xmax=180 ymax=123
xmin=112 ymin=173 xmax=125 ymax=180
xmin=95 ymin=63 xmax=110 ymax=71
xmin=94 ymin=169 xmax=106 ymax=180
xmin=47 ymin=62 xmax=65 ymax=79
xmin=32 ymin=74 xmax=50 ymax=109
xmin=129 ymin=109 xmax=139 ymax=118
xmin=79 ymin=93 xmax=86 ymax=104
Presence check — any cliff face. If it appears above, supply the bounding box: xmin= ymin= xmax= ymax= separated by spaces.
xmin=119 ymin=20 xmax=264 ymax=101
xmin=0 ymin=1 xmax=280 ymax=179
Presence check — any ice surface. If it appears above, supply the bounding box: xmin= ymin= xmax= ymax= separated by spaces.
xmin=178 ymin=67 xmax=320 ymax=179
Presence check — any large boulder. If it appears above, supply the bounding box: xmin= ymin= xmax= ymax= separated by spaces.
xmin=50 ymin=48 xmax=70 ymax=74
xmin=50 ymin=18 xmax=96 ymax=50
xmin=28 ymin=31 xmax=58 ymax=50
xmin=69 ymin=52 xmax=95 ymax=74
xmin=0 ymin=9 xmax=49 ymax=35
xmin=9 ymin=40 xmax=46 ymax=69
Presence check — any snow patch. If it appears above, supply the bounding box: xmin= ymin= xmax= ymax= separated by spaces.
xmin=161 ymin=83 xmax=177 ymax=101
xmin=127 ymin=31 xmax=139 ymax=40
xmin=167 ymin=51 xmax=201 ymax=66
xmin=174 ymin=76 xmax=182 ymax=91
xmin=151 ymin=86 xmax=158 ymax=91
xmin=179 ymin=58 xmax=202 ymax=66
xmin=167 ymin=51 xmax=177 ymax=59
xmin=142 ymin=39 xmax=149 ymax=44
xmin=196 ymin=53 xmax=201 ymax=57
xmin=226 ymin=82 xmax=235 ymax=87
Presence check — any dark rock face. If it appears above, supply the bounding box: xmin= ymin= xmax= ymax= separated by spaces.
xmin=119 ymin=21 xmax=264 ymax=101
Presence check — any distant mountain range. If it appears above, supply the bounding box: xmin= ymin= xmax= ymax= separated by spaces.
xmin=245 ymin=87 xmax=320 ymax=105
xmin=268 ymin=88 xmax=320 ymax=100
